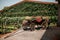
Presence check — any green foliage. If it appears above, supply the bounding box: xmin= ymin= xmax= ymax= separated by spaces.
xmin=0 ymin=17 xmax=24 ymax=34
xmin=50 ymin=16 xmax=57 ymax=23
xmin=0 ymin=2 xmax=58 ymax=34
xmin=2 ymin=2 xmax=57 ymax=17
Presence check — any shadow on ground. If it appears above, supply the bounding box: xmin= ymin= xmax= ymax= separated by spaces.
xmin=41 ymin=27 xmax=60 ymax=40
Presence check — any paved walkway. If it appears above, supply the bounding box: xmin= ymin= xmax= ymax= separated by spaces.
xmin=3 ymin=27 xmax=60 ymax=40
xmin=4 ymin=30 xmax=46 ymax=40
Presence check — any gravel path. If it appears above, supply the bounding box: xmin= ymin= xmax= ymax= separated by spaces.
xmin=4 ymin=30 xmax=46 ymax=40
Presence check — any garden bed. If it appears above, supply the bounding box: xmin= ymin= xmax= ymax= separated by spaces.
xmin=0 ymin=30 xmax=16 ymax=38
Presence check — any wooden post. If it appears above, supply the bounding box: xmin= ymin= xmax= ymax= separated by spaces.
xmin=56 ymin=0 xmax=60 ymax=26
xmin=57 ymin=4 xmax=60 ymax=26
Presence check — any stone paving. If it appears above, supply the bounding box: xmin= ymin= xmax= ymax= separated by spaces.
xmin=4 ymin=30 xmax=46 ymax=40
xmin=3 ymin=27 xmax=60 ymax=40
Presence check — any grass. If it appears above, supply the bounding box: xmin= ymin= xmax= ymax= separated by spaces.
xmin=49 ymin=23 xmax=57 ymax=27
xmin=0 ymin=25 xmax=17 ymax=33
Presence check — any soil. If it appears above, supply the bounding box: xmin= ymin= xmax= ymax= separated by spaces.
xmin=0 ymin=30 xmax=16 ymax=38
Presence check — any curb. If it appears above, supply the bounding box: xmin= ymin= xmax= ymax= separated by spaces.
xmin=0 ymin=29 xmax=23 ymax=39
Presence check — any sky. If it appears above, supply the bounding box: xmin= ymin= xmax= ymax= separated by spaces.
xmin=0 ymin=0 xmax=56 ymax=10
